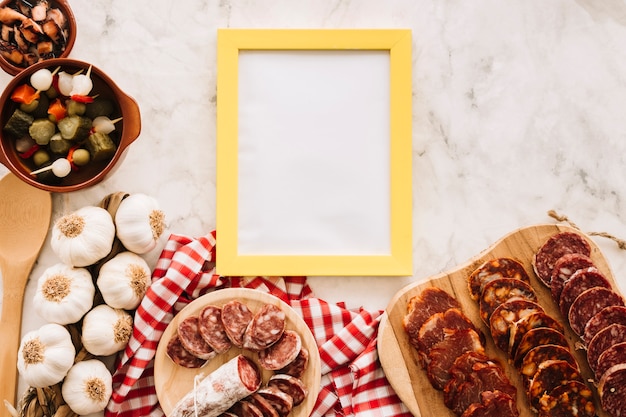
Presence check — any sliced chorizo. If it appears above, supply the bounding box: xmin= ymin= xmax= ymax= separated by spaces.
xmin=527 ymin=359 xmax=582 ymax=411
xmin=479 ymin=278 xmax=537 ymax=325
xmin=558 ymin=267 xmax=612 ymax=318
xmin=533 ymin=231 xmax=591 ymax=287
xmin=467 ymin=257 xmax=530 ymax=300
xmin=519 ymin=344 xmax=578 ymax=386
xmin=513 ymin=327 xmax=569 ymax=369
xmin=537 ymin=380 xmax=595 ymax=417
xmin=568 ymin=287 xmax=625 ymax=336
xmin=489 ymin=298 xmax=544 ymax=352
xmin=549 ymin=253 xmax=595 ymax=303
xmin=508 ymin=311 xmax=564 ymax=359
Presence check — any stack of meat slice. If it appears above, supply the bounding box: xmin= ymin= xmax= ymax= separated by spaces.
xmin=403 ymin=287 xmax=519 ymax=417
xmin=534 ymin=231 xmax=626 ymax=417
xmin=469 ymin=257 xmax=595 ymax=417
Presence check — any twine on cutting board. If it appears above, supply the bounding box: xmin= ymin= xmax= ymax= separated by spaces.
xmin=548 ymin=210 xmax=626 ymax=250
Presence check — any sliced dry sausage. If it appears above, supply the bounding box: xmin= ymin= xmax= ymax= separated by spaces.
xmin=258 ymin=330 xmax=302 ymax=371
xmin=222 ymin=300 xmax=254 ymax=348
xmin=508 ymin=311 xmax=564 ymax=359
xmin=467 ymin=257 xmax=530 ymax=300
xmin=460 ymin=391 xmax=519 ymax=417
xmin=598 ymin=363 xmax=626 ymax=417
xmin=246 ymin=393 xmax=280 ymax=417
xmin=268 ymin=374 xmax=308 ymax=406
xmin=199 ymin=305 xmax=232 ymax=354
xmin=568 ymin=287 xmax=625 ymax=336
xmin=257 ymin=386 xmax=294 ymax=417
xmin=243 ymin=304 xmax=286 ymax=351
xmin=533 ymin=231 xmax=591 ymax=287
xmin=519 ymin=344 xmax=578 ymax=386
xmin=586 ymin=323 xmax=626 ymax=375
xmin=177 ymin=315 xmax=217 ymax=360
xmin=583 ymin=305 xmax=626 ymax=343
xmin=479 ymin=278 xmax=537 ymax=325
xmin=403 ymin=287 xmax=461 ymax=349
xmin=549 ymin=254 xmax=595 ymax=303
xmin=527 ymin=359 xmax=582 ymax=411
xmin=277 ymin=347 xmax=309 ymax=379
xmin=558 ymin=267 xmax=612 ymax=318
xmin=166 ymin=333 xmax=208 ymax=369
xmin=513 ymin=327 xmax=570 ymax=369
xmin=537 ymin=380 xmax=595 ymax=417
xmin=595 ymin=341 xmax=626 ymax=381
xmin=489 ymin=298 xmax=544 ymax=352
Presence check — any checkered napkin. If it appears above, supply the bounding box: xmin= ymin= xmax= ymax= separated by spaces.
xmin=105 ymin=232 xmax=411 ymax=417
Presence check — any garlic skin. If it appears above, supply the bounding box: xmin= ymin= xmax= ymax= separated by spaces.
xmin=97 ymin=251 xmax=151 ymax=310
xmin=34 ymin=263 xmax=95 ymax=325
xmin=81 ymin=304 xmax=133 ymax=356
xmin=51 ymin=206 xmax=116 ymax=267
xmin=62 ymin=359 xmax=112 ymax=415
xmin=17 ymin=323 xmax=76 ymax=388
xmin=114 ymin=194 xmax=166 ymax=254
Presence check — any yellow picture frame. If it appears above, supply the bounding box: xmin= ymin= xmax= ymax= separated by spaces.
xmin=216 ymin=29 xmax=412 ymax=276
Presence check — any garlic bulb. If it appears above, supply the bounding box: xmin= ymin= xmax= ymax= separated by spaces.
xmin=81 ymin=304 xmax=133 ymax=356
xmin=97 ymin=251 xmax=151 ymax=310
xmin=62 ymin=359 xmax=112 ymax=415
xmin=51 ymin=206 xmax=116 ymax=267
xmin=34 ymin=263 xmax=95 ymax=324
xmin=114 ymin=194 xmax=166 ymax=254
xmin=17 ymin=323 xmax=76 ymax=388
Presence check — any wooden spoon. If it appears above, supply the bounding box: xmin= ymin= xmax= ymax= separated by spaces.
xmin=0 ymin=173 xmax=51 ymax=411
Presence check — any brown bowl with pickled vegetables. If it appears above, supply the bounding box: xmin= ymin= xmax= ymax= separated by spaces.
xmin=0 ymin=0 xmax=77 ymax=75
xmin=0 ymin=58 xmax=141 ymax=192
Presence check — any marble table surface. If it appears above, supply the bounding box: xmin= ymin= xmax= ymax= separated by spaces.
xmin=3 ymin=0 xmax=626 ymax=408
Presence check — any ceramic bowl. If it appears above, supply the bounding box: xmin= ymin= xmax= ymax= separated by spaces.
xmin=0 ymin=58 xmax=141 ymax=192
xmin=0 ymin=0 xmax=77 ymax=75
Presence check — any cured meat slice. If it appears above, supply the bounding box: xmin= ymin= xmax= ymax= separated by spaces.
xmin=268 ymin=374 xmax=308 ymax=406
xmin=467 ymin=257 xmax=530 ymax=300
xmin=277 ymin=347 xmax=309 ymax=379
xmin=549 ymin=254 xmax=595 ymax=303
xmin=595 ymin=341 xmax=626 ymax=381
xmin=527 ymin=360 xmax=582 ymax=410
xmin=519 ymin=344 xmax=578 ymax=386
xmin=170 ymin=355 xmax=262 ymax=417
xmin=533 ymin=231 xmax=591 ymax=287
xmin=222 ymin=300 xmax=254 ymax=348
xmin=513 ymin=327 xmax=569 ymax=369
xmin=257 ymin=386 xmax=294 ymax=417
xmin=228 ymin=400 xmax=264 ymax=417
xmin=426 ymin=328 xmax=485 ymax=390
xmin=489 ymin=298 xmax=544 ymax=352
xmin=587 ymin=324 xmax=626 ymax=375
xmin=415 ymin=308 xmax=483 ymax=366
xmin=558 ymin=267 xmax=612 ymax=318
xmin=460 ymin=391 xmax=519 ymax=417
xmin=403 ymin=287 xmax=460 ymax=349
xmin=537 ymin=380 xmax=595 ymax=417
xmin=568 ymin=287 xmax=625 ymax=336
xmin=584 ymin=305 xmax=626 ymax=343
xmin=508 ymin=311 xmax=564 ymax=358
xmin=444 ymin=360 xmax=517 ymax=415
xmin=247 ymin=393 xmax=280 ymax=417
xmin=258 ymin=330 xmax=302 ymax=371
xmin=243 ymin=304 xmax=286 ymax=351
xmin=166 ymin=333 xmax=208 ymax=368
xmin=479 ymin=278 xmax=537 ymax=325
xmin=177 ymin=315 xmax=217 ymax=360
xmin=598 ymin=363 xmax=626 ymax=417
xmin=199 ymin=305 xmax=232 ymax=354
xmin=445 ymin=352 xmax=496 ymax=394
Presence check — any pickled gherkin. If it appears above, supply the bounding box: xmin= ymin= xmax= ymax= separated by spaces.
xmin=86 ymin=132 xmax=117 ymax=162
xmin=3 ymin=109 xmax=34 ymax=137
xmin=48 ymin=133 xmax=72 ymax=154
xmin=29 ymin=119 xmax=56 ymax=145
xmin=57 ymin=115 xmax=92 ymax=141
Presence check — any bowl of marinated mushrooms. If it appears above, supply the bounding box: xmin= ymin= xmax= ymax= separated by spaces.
xmin=0 ymin=0 xmax=77 ymax=75
xmin=0 ymin=58 xmax=142 ymax=192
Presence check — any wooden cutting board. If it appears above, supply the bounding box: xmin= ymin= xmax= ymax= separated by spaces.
xmin=154 ymin=288 xmax=321 ymax=417
xmin=378 ymin=224 xmax=617 ymax=417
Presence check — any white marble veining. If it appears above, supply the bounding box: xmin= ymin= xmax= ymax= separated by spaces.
xmin=3 ymin=0 xmax=626 ymax=402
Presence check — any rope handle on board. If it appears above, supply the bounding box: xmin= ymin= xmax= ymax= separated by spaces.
xmin=547 ymin=210 xmax=626 ymax=250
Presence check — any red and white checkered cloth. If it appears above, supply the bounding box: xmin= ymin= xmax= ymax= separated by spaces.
xmin=105 ymin=232 xmax=411 ymax=417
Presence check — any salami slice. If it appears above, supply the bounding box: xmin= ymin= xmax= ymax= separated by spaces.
xmin=177 ymin=316 xmax=217 ymax=360
xmin=508 ymin=311 xmax=564 ymax=359
xmin=467 ymin=257 xmax=530 ymax=300
xmin=519 ymin=344 xmax=578 ymax=385
xmin=403 ymin=287 xmax=461 ymax=349
xmin=247 ymin=393 xmax=280 ymax=417
xmin=243 ymin=304 xmax=286 ymax=351
xmin=549 ymin=254 xmax=595 ymax=303
xmin=257 ymin=386 xmax=294 ymax=417
xmin=513 ymin=327 xmax=569 ymax=369
xmin=258 ymin=330 xmax=302 ymax=371
xmin=587 ymin=324 xmax=626 ymax=375
xmin=199 ymin=305 xmax=232 ymax=354
xmin=489 ymin=298 xmax=544 ymax=352
xmin=527 ymin=359 xmax=582 ymax=410
xmin=537 ymin=380 xmax=595 ymax=417
xmin=584 ymin=305 xmax=626 ymax=343
xmin=568 ymin=287 xmax=625 ymax=336
xmin=598 ymin=363 xmax=626 ymax=417
xmin=222 ymin=300 xmax=254 ymax=348
xmin=460 ymin=391 xmax=519 ymax=417
xmin=415 ymin=308 xmax=483 ymax=366
xmin=426 ymin=328 xmax=486 ymax=390
xmin=595 ymin=341 xmax=626 ymax=381
xmin=228 ymin=401 xmax=264 ymax=417
xmin=558 ymin=267 xmax=612 ymax=318
xmin=268 ymin=374 xmax=308 ymax=406
xmin=533 ymin=231 xmax=591 ymax=287
xmin=166 ymin=333 xmax=208 ymax=368
xmin=170 ymin=355 xmax=262 ymax=417
xmin=479 ymin=278 xmax=537 ymax=325
xmin=277 ymin=347 xmax=309 ymax=379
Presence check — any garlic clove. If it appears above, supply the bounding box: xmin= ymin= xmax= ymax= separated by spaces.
xmin=81 ymin=304 xmax=133 ymax=356
xmin=61 ymin=359 xmax=112 ymax=415
xmin=97 ymin=251 xmax=151 ymax=310
xmin=115 ymin=194 xmax=166 ymax=254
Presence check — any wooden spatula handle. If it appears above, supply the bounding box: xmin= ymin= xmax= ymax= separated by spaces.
xmin=0 ymin=258 xmax=34 ymax=413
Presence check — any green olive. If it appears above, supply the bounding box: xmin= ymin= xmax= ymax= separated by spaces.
xmin=19 ymin=100 xmax=39 ymax=113
xmin=32 ymin=149 xmax=50 ymax=166
xmin=72 ymin=148 xmax=90 ymax=166
xmin=45 ymin=86 xmax=58 ymax=99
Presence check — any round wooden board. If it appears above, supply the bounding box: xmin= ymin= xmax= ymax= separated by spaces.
xmin=378 ymin=224 xmax=617 ymax=417
xmin=154 ymin=288 xmax=321 ymax=417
